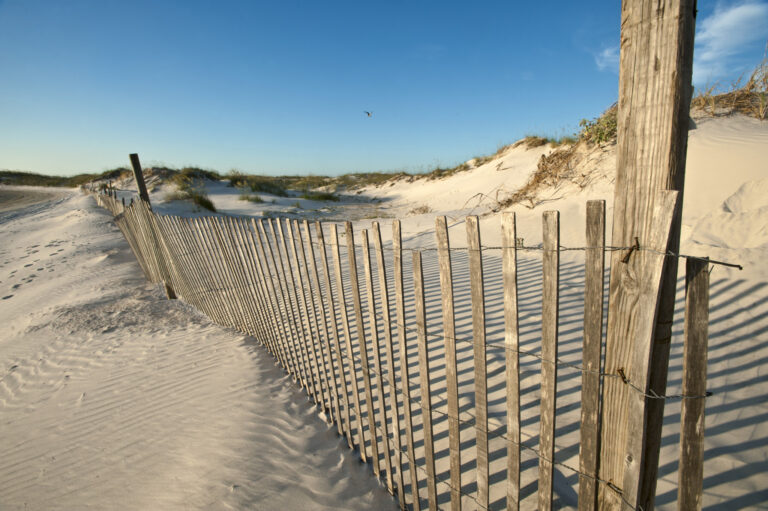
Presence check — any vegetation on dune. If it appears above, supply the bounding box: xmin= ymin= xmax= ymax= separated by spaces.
xmin=238 ymin=193 xmax=264 ymax=203
xmin=579 ymin=104 xmax=618 ymax=145
xmin=692 ymin=56 xmax=768 ymax=120
xmin=0 ymin=168 xmax=130 ymax=187
xmin=166 ymin=168 xmax=217 ymax=212
xmin=299 ymin=191 xmax=340 ymax=202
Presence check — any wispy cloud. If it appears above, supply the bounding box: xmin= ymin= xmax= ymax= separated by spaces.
xmin=595 ymin=46 xmax=619 ymax=73
xmin=694 ymin=1 xmax=768 ymax=85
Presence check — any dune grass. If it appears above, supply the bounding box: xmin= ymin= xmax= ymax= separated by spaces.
xmin=0 ymin=168 xmax=131 ymax=188
xmin=692 ymin=57 xmax=768 ymax=120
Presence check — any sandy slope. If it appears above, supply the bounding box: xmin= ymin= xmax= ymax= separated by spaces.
xmin=0 ymin=191 xmax=395 ymax=510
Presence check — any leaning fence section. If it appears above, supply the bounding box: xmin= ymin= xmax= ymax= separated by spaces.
xmin=93 ymin=189 xmax=712 ymax=511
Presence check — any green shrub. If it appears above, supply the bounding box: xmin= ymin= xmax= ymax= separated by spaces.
xmin=299 ymin=191 xmax=339 ymax=201
xmin=579 ymin=104 xmax=618 ymax=144
xmin=239 ymin=193 xmax=264 ymax=203
xmin=190 ymin=191 xmax=216 ymax=212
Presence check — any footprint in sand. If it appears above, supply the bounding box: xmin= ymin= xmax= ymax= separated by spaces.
xmin=24 ymin=263 xmax=32 ymax=268
xmin=2 ymin=295 xmax=12 ymax=300
xmin=12 ymin=283 xmax=21 ymax=290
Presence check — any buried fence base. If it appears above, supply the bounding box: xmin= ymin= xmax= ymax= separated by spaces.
xmin=163 ymin=281 xmax=177 ymax=300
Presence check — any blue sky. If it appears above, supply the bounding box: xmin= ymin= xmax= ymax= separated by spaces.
xmin=1 ymin=1 xmax=766 ymax=177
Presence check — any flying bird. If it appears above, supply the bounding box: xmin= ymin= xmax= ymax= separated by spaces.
xmin=364 ymin=111 xmax=373 ymax=117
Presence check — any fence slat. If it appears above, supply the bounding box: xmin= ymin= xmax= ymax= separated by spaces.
xmin=293 ymin=220 xmax=332 ymax=419
xmin=346 ymin=223 xmax=380 ymax=474
xmin=435 ymin=216 xmax=462 ymax=511
xmin=303 ymin=220 xmax=344 ymax=431
xmin=372 ymin=221 xmax=406 ymax=509
xmin=393 ymin=220 xmax=421 ymax=511
xmin=274 ymin=218 xmax=317 ymax=399
xmin=315 ymin=222 xmax=353 ymax=443
xmin=538 ymin=211 xmax=560 ymax=511
xmin=230 ymin=217 xmax=275 ymax=350
xmin=501 ymin=212 xmax=520 ymax=511
xmin=678 ymin=257 xmax=710 ymax=511
xmin=413 ymin=250 xmax=437 ymax=511
xmin=466 ymin=215 xmax=489 ymax=510
xmin=331 ymin=223 xmax=367 ymax=460
xmin=362 ymin=229 xmax=394 ymax=492
xmin=579 ymin=201 xmax=605 ymax=511
xmin=257 ymin=219 xmax=303 ymax=382
xmin=282 ymin=218 xmax=321 ymax=403
xmin=247 ymin=218 xmax=289 ymax=367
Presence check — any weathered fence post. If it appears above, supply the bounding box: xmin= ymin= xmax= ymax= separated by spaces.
xmin=538 ymin=211 xmax=559 ymax=511
xmin=599 ymin=1 xmax=696 ymax=508
xmin=501 ymin=212 xmax=520 ymax=511
xmin=128 ymin=153 xmax=151 ymax=205
xmin=678 ymin=257 xmax=710 ymax=510
xmin=466 ymin=216 xmax=489 ymax=510
xmin=393 ymin=220 xmax=421 ymax=511
xmin=579 ymin=201 xmax=605 ymax=511
xmin=412 ymin=250 xmax=437 ymax=511
xmin=128 ymin=152 xmax=176 ymax=299
xmin=435 ymin=216 xmax=462 ymax=510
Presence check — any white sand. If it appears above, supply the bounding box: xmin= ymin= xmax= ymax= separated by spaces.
xmin=1 ymin=113 xmax=766 ymax=509
xmin=0 ymin=190 xmax=394 ymax=510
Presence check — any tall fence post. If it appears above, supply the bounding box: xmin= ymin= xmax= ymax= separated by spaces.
xmin=128 ymin=152 xmax=176 ymax=299
xmin=599 ymin=1 xmax=696 ymax=508
xmin=129 ymin=153 xmax=151 ymax=204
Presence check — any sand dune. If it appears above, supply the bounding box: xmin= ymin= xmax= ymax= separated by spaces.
xmin=0 ymin=192 xmax=394 ymax=510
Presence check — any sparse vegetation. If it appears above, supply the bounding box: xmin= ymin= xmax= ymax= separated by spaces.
xmin=408 ymin=205 xmax=432 ymax=215
xmin=579 ymin=104 xmax=618 ymax=145
xmin=239 ymin=193 xmax=264 ymax=203
xmin=299 ymin=191 xmax=339 ymax=201
xmin=691 ymin=56 xmax=768 ymax=120
xmin=166 ymin=169 xmax=217 ymax=212
xmin=497 ymin=145 xmax=579 ymax=210
xmin=0 ymin=168 xmax=130 ymax=187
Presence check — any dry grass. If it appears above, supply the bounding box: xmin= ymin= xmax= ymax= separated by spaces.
xmin=691 ymin=57 xmax=768 ymax=120
xmin=408 ymin=205 xmax=432 ymax=215
xmin=496 ymin=145 xmax=579 ymax=209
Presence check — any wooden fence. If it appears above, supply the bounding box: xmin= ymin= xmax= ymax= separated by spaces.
xmin=94 ymin=190 xmax=711 ymax=510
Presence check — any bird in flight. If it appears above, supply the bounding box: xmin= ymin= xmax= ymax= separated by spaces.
xmin=364 ymin=111 xmax=373 ymax=117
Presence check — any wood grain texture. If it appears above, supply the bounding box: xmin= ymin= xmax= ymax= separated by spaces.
xmin=393 ymin=220 xmax=421 ymax=511
xmin=435 ymin=216 xmax=462 ymax=510
xmin=466 ymin=216 xmax=488 ymax=510
xmin=677 ymin=258 xmax=710 ymax=511
xmin=413 ymin=251 xmax=437 ymax=511
xmin=538 ymin=211 xmax=559 ymax=511
xmin=501 ymin=213 xmax=520 ymax=511
xmin=579 ymin=201 xmax=605 ymax=511
xmin=602 ymin=1 xmax=695 ymax=508
xmin=600 ymin=192 xmax=680 ymax=510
